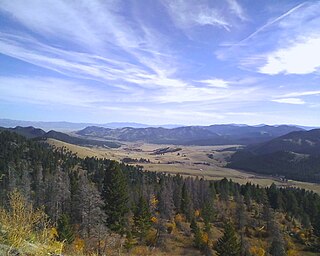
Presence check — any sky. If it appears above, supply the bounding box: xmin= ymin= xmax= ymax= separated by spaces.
xmin=0 ymin=0 xmax=320 ymax=126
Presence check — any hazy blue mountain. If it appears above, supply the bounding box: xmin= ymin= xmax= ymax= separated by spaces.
xmin=77 ymin=124 xmax=304 ymax=145
xmin=0 ymin=118 xmax=182 ymax=131
xmin=77 ymin=125 xmax=227 ymax=145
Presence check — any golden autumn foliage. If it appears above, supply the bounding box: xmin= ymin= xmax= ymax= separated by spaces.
xmin=249 ymin=245 xmax=266 ymax=256
xmin=287 ymin=249 xmax=299 ymax=256
xmin=130 ymin=245 xmax=150 ymax=255
xmin=201 ymin=232 xmax=209 ymax=244
xmin=174 ymin=213 xmax=184 ymax=223
xmin=151 ymin=216 xmax=158 ymax=223
xmin=150 ymin=195 xmax=159 ymax=208
xmin=72 ymin=237 xmax=85 ymax=254
xmin=0 ymin=190 xmax=64 ymax=255
xmin=165 ymin=221 xmax=175 ymax=234
xmin=145 ymin=229 xmax=157 ymax=246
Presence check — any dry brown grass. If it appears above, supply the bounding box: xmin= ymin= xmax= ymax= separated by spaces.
xmin=47 ymin=139 xmax=320 ymax=194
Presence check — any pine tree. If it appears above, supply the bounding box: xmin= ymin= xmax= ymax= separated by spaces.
xmin=57 ymin=214 xmax=75 ymax=244
xmin=133 ymin=196 xmax=152 ymax=241
xmin=215 ymin=222 xmax=241 ymax=256
xmin=269 ymin=220 xmax=286 ymax=256
xmin=158 ymin=178 xmax=174 ymax=220
xmin=102 ymin=162 xmax=129 ymax=234
xmin=191 ymin=219 xmax=204 ymax=250
xmin=181 ymin=182 xmax=193 ymax=221
xmin=202 ymin=199 xmax=215 ymax=232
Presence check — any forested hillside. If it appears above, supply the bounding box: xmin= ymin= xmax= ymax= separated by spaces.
xmin=228 ymin=129 xmax=320 ymax=183
xmin=0 ymin=126 xmax=121 ymax=148
xmin=0 ymin=131 xmax=320 ymax=255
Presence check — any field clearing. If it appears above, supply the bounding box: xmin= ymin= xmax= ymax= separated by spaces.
xmin=47 ymin=138 xmax=320 ymax=194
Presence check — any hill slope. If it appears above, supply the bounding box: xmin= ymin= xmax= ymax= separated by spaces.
xmin=0 ymin=131 xmax=320 ymax=255
xmin=228 ymin=129 xmax=320 ymax=182
xmin=2 ymin=126 xmax=46 ymax=139
xmin=0 ymin=126 xmax=121 ymax=148
xmin=249 ymin=129 xmax=320 ymax=155
xmin=41 ymin=130 xmax=121 ymax=148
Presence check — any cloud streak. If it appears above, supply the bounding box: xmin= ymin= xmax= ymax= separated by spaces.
xmin=272 ymin=98 xmax=305 ymax=105
xmin=0 ymin=0 xmax=319 ymax=126
xmin=162 ymin=0 xmax=248 ymax=32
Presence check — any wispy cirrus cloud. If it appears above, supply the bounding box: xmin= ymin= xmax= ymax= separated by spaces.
xmin=282 ymin=90 xmax=320 ymax=98
xmin=226 ymin=0 xmax=248 ymax=21
xmin=217 ymin=1 xmax=320 ymax=76
xmin=0 ymin=0 xmax=319 ymax=126
xmin=0 ymin=0 xmax=182 ymax=90
xmin=0 ymin=0 xmax=260 ymax=106
xmin=161 ymin=0 xmax=248 ymax=32
xmin=197 ymin=78 xmax=229 ymax=88
xmin=272 ymin=98 xmax=305 ymax=105
xmin=0 ymin=76 xmax=109 ymax=107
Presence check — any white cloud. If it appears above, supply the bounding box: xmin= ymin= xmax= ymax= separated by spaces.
xmin=154 ymin=84 xmax=260 ymax=103
xmin=226 ymin=0 xmax=247 ymax=21
xmin=0 ymin=77 xmax=108 ymax=107
xmin=162 ymin=0 xmax=231 ymax=31
xmin=283 ymin=90 xmax=320 ymax=97
xmin=272 ymin=98 xmax=305 ymax=105
xmin=259 ymin=36 xmax=320 ymax=75
xmin=217 ymin=1 xmax=320 ymax=76
xmin=0 ymin=0 xmax=182 ymax=90
xmin=197 ymin=78 xmax=229 ymax=88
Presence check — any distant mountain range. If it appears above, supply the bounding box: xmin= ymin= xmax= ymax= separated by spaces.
xmin=2 ymin=124 xmax=320 ymax=183
xmin=0 ymin=126 xmax=121 ymax=148
xmin=1 ymin=123 xmax=307 ymax=147
xmin=76 ymin=124 xmax=304 ymax=145
xmin=0 ymin=118 xmax=181 ymax=131
xmin=228 ymin=129 xmax=320 ymax=183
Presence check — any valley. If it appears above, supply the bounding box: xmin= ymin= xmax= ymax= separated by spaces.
xmin=47 ymin=138 xmax=320 ymax=194
xmin=2 ymin=1 xmax=320 ymax=254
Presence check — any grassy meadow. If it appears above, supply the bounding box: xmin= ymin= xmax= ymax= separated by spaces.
xmin=47 ymin=138 xmax=320 ymax=194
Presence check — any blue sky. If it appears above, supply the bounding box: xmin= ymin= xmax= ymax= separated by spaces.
xmin=0 ymin=0 xmax=319 ymax=126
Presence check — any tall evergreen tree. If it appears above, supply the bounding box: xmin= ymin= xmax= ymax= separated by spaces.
xmin=102 ymin=162 xmax=129 ymax=234
xmin=269 ymin=220 xmax=286 ymax=256
xmin=57 ymin=214 xmax=75 ymax=244
xmin=215 ymin=222 xmax=241 ymax=256
xmin=158 ymin=178 xmax=174 ymax=220
xmin=202 ymin=199 xmax=215 ymax=232
xmin=181 ymin=182 xmax=193 ymax=221
xmin=133 ymin=196 xmax=152 ymax=241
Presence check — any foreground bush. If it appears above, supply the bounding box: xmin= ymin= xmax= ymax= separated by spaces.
xmin=0 ymin=190 xmax=64 ymax=255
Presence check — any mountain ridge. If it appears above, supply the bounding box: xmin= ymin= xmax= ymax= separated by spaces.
xmin=0 ymin=118 xmax=182 ymax=131
xmin=76 ymin=124 xmax=304 ymax=145
xmin=228 ymin=128 xmax=320 ymax=183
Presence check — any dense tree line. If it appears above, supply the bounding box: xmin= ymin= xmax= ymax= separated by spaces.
xmin=229 ymin=150 xmax=320 ymax=183
xmin=0 ymin=131 xmax=320 ymax=255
